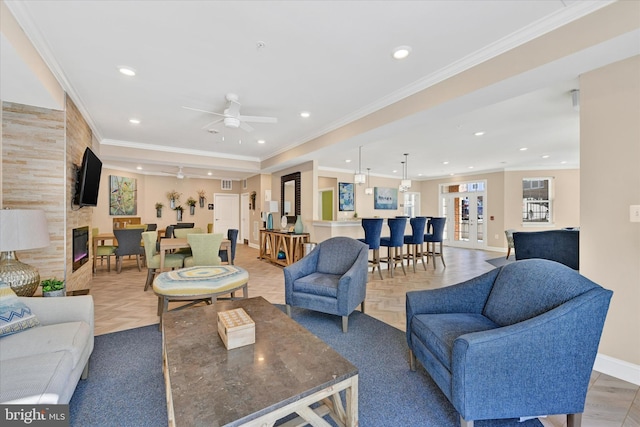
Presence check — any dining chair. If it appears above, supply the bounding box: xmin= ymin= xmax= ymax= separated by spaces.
xmin=357 ymin=218 xmax=384 ymax=280
xmin=141 ymin=231 xmax=185 ymax=291
xmin=92 ymin=227 xmax=116 ymax=273
xmin=380 ymin=217 xmax=407 ymax=277
xmin=113 ymin=228 xmax=145 ymax=273
xmin=219 ymin=229 xmax=238 ymax=264
xmin=404 ymin=216 xmax=428 ymax=272
xmin=183 ymin=233 xmax=224 ymax=267
xmin=424 ymin=217 xmax=447 ymax=268
xmin=505 ymin=229 xmax=515 ymax=259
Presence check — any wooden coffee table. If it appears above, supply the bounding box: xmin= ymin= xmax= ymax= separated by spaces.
xmin=162 ymin=296 xmax=358 ymax=427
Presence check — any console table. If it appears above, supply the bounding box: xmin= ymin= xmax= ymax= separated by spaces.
xmin=259 ymin=229 xmax=309 ymax=267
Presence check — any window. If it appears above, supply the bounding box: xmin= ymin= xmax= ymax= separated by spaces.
xmin=522 ymin=178 xmax=552 ymax=225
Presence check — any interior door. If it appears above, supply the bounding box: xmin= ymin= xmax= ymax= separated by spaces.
xmin=445 ymin=193 xmax=485 ymax=249
xmin=240 ymin=193 xmax=249 ymax=243
xmin=213 ymin=193 xmax=239 ymax=236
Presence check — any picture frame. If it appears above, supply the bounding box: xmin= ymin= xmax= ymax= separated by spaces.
xmin=109 ymin=175 xmax=137 ymax=215
xmin=374 ymin=187 xmax=398 ymax=210
xmin=338 ymin=182 xmax=355 ymax=211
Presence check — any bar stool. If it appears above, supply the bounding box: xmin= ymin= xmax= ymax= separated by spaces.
xmin=380 ymin=217 xmax=407 ymax=277
xmin=358 ymin=218 xmax=384 ymax=280
xmin=424 ymin=217 xmax=447 ymax=268
xmin=403 ymin=216 xmax=428 ymax=272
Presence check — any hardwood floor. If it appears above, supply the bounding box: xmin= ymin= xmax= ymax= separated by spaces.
xmin=89 ymin=244 xmax=639 ymax=427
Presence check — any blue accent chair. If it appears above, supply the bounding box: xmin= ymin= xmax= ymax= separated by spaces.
xmin=424 ymin=217 xmax=446 ymax=268
xmin=406 ymin=259 xmax=612 ymax=427
xmin=513 ymin=229 xmax=579 ymax=270
xmin=358 ymin=218 xmax=384 ymax=280
xmin=284 ymin=237 xmax=369 ymax=333
xmin=219 ymin=229 xmax=238 ymax=264
xmin=404 ymin=216 xmax=428 ymax=272
xmin=380 ymin=217 xmax=407 ymax=277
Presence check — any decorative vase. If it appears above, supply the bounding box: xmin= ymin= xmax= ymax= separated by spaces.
xmin=294 ymin=215 xmax=304 ymax=233
xmin=281 ymin=215 xmax=288 ymax=230
xmin=190 ymin=205 xmax=195 ymax=215
xmin=266 ymin=213 xmax=273 ymax=230
xmin=199 ymin=197 xmax=205 ymax=208
xmin=156 ymin=208 xmax=162 ymax=218
xmin=177 ymin=209 xmax=183 ymax=221
xmin=170 ymin=199 xmax=175 ymax=209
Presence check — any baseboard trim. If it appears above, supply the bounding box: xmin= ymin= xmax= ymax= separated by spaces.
xmin=248 ymin=242 xmax=259 ymax=250
xmin=594 ymin=353 xmax=640 ymax=386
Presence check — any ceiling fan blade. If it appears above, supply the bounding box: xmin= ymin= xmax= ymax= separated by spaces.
xmin=239 ymin=121 xmax=254 ymax=132
xmin=226 ymin=99 xmax=241 ymax=117
xmin=182 ymin=106 xmax=226 ymax=117
xmin=239 ymin=115 xmax=278 ymax=124
xmin=200 ymin=118 xmax=224 ymax=130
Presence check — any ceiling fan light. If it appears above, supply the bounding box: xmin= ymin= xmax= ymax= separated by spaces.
xmin=224 ymin=117 xmax=240 ymax=128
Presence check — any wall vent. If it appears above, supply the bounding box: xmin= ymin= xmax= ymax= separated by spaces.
xmin=242 ymin=179 xmax=247 ymax=189
xmin=221 ymin=179 xmax=232 ymax=190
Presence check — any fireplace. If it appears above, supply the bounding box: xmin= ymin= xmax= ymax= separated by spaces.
xmin=73 ymin=226 xmax=89 ymax=272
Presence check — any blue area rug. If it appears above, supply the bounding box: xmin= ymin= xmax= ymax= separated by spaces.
xmin=486 ymin=256 xmax=515 ymax=268
xmin=70 ymin=306 xmax=542 ymax=427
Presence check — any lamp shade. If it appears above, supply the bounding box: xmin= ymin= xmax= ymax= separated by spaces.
xmin=266 ymin=201 xmax=279 ymax=213
xmin=0 ymin=209 xmax=50 ymax=251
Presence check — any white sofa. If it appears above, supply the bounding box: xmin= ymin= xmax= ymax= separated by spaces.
xmin=0 ymin=295 xmax=94 ymax=404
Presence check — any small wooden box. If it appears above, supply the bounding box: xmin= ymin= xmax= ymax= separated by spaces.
xmin=217 ymin=308 xmax=255 ymax=350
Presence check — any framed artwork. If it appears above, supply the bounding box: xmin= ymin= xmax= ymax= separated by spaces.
xmin=374 ymin=187 xmax=398 ymax=210
xmin=109 ymin=175 xmax=137 ymax=215
xmin=338 ymin=182 xmax=355 ymax=211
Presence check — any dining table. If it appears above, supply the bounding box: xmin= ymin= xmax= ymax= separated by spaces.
xmin=159 ymin=237 xmax=231 ymax=272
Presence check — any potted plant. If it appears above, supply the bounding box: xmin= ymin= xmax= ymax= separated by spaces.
xmin=166 ymin=190 xmax=181 ymax=209
xmin=187 ymin=197 xmax=197 ymax=215
xmin=41 ymin=278 xmax=65 ymax=297
xmin=197 ymin=189 xmax=206 ymax=208
xmin=155 ymin=202 xmax=164 ymax=218
xmin=174 ymin=205 xmax=184 ymax=221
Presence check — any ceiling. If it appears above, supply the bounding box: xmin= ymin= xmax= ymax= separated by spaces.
xmin=2 ymin=1 xmax=639 ymax=181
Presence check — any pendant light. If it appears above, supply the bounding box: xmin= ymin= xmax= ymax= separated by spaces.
xmin=400 ymin=153 xmax=411 ymax=192
xmin=365 ymin=168 xmax=373 ymax=195
xmin=354 ymin=146 xmax=366 ymax=185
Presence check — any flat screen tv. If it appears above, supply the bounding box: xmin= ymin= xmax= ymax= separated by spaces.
xmin=74 ymin=147 xmax=102 ymax=207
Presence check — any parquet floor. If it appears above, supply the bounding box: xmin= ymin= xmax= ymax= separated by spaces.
xmin=89 ymin=244 xmax=639 ymax=427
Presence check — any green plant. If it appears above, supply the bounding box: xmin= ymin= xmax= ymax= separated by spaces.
xmin=41 ymin=278 xmax=64 ymax=292
xmin=155 ymin=202 xmax=164 ymax=209
xmin=186 ymin=197 xmax=197 ymax=207
xmin=197 ymin=189 xmax=206 ymax=199
xmin=174 ymin=205 xmax=184 ymax=212
xmin=166 ymin=190 xmax=181 ymax=201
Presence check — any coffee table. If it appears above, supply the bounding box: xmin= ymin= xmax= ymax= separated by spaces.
xmin=162 ymin=296 xmax=358 ymax=427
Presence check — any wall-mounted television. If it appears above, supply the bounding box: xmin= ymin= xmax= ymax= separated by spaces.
xmin=73 ymin=147 xmax=102 ymax=207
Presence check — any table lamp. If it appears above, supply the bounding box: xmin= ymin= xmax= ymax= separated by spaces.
xmin=0 ymin=209 xmax=51 ymax=296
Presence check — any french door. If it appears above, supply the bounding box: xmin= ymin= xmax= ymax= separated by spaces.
xmin=441 ymin=182 xmax=486 ymax=249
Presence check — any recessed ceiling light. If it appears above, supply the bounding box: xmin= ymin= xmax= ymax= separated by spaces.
xmin=560 ymin=161 xmax=567 ymax=164
xmin=118 ymin=66 xmax=136 ymax=76
xmin=392 ymin=46 xmax=412 ymax=60
xmin=392 ymin=170 xmax=398 ymax=174
xmin=257 ymin=139 xmax=265 ymax=144
xmin=136 ymin=166 xmax=142 ymax=170
xmin=129 ymin=118 xmax=140 ymax=124
xmin=474 ymin=131 xmax=485 ymax=137
xmin=519 ymin=147 xmax=528 ymax=151
xmin=418 ymin=173 xmax=423 ymax=177
xmin=300 ymin=111 xmax=310 ymax=118
xmin=207 ymin=172 xmax=213 ymax=176
xmin=541 ymin=154 xmax=550 ymax=159
xmin=345 ymin=159 xmax=352 ymax=163
xmin=443 ymin=161 xmax=449 ymax=165
xmin=468 ymin=166 xmax=474 ymax=169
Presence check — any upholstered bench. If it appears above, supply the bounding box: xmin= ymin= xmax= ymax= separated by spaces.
xmin=153 ymin=266 xmax=249 ymax=326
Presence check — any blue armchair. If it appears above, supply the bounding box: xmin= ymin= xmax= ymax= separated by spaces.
xmin=284 ymin=237 xmax=369 ymax=333
xmin=406 ymin=259 xmax=612 ymax=427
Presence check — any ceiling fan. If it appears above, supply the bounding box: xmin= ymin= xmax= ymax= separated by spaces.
xmin=160 ymin=166 xmax=186 ymax=179
xmin=182 ymin=93 xmax=278 ymax=132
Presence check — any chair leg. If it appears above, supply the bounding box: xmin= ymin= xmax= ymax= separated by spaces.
xmin=506 ymin=247 xmax=511 ymax=259
xmin=399 ymin=246 xmax=406 ymax=275
xmin=117 ymin=256 xmax=122 ymax=273
xmin=460 ymin=416 xmax=474 ymax=427
xmin=136 ymin=255 xmax=142 ymax=271
xmin=144 ymin=268 xmax=155 ymax=291
xmin=439 ymin=241 xmax=446 ymax=267
xmin=374 ymin=249 xmax=382 ymax=280
xmin=342 ymin=316 xmax=348 ymax=333
xmin=567 ymin=413 xmax=582 ymax=427
xmin=360 ymin=300 xmax=365 ymax=313
xmin=285 ymin=304 xmax=292 ymax=317
xmin=81 ymin=361 xmax=90 ymax=380
xmin=409 ymin=349 xmax=416 ymax=371
xmin=387 ymin=247 xmax=394 ymax=278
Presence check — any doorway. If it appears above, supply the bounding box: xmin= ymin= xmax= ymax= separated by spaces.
xmin=441 ymin=181 xmax=486 ymax=249
xmin=240 ymin=193 xmax=249 ymax=243
xmin=213 ymin=193 xmax=239 ymax=236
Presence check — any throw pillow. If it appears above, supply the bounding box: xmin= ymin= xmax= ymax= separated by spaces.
xmin=0 ymin=280 xmax=40 ymax=337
